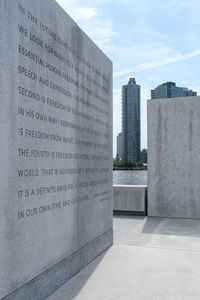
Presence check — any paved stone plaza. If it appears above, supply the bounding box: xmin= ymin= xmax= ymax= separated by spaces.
xmin=49 ymin=216 xmax=200 ymax=300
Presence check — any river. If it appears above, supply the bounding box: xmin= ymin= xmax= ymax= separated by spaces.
xmin=113 ymin=170 xmax=147 ymax=185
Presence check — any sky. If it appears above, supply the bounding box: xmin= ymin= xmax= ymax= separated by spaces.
xmin=56 ymin=0 xmax=200 ymax=157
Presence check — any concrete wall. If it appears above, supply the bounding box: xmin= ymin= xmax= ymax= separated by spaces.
xmin=148 ymin=96 xmax=200 ymax=218
xmin=113 ymin=185 xmax=147 ymax=215
xmin=0 ymin=1 xmax=113 ymax=299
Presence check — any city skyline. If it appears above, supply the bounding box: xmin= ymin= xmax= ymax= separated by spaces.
xmin=56 ymin=0 xmax=200 ymax=157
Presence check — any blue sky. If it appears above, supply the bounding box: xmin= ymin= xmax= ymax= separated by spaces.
xmin=56 ymin=0 xmax=200 ymax=157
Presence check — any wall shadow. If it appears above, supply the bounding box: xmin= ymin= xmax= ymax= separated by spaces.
xmin=48 ymin=249 xmax=109 ymax=300
xmin=142 ymin=217 xmax=200 ymax=237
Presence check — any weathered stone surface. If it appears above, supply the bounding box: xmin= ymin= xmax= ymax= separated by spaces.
xmin=0 ymin=0 xmax=113 ymax=299
xmin=148 ymin=96 xmax=200 ymax=218
xmin=113 ymin=185 xmax=147 ymax=215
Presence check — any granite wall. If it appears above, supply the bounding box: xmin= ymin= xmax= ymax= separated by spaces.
xmin=148 ymin=96 xmax=200 ymax=219
xmin=113 ymin=185 xmax=147 ymax=215
xmin=0 ymin=0 xmax=113 ymax=299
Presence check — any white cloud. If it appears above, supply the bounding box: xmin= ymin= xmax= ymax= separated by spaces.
xmin=114 ymin=68 xmax=133 ymax=78
xmin=78 ymin=7 xmax=97 ymax=19
xmin=114 ymin=49 xmax=200 ymax=78
xmin=56 ymin=0 xmax=117 ymax=50
xmin=86 ymin=0 xmax=112 ymax=4
xmin=135 ymin=50 xmax=200 ymax=71
xmin=56 ymin=0 xmax=97 ymax=20
xmin=186 ymin=32 xmax=200 ymax=42
xmin=86 ymin=19 xmax=118 ymax=49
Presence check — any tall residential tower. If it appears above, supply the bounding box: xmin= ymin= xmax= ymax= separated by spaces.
xmin=122 ymin=78 xmax=140 ymax=162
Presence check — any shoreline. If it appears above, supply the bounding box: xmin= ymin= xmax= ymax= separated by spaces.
xmin=113 ymin=168 xmax=147 ymax=171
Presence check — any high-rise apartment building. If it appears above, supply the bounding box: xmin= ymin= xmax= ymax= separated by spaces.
xmin=116 ymin=132 xmax=123 ymax=160
xmin=151 ymin=82 xmax=197 ymax=99
xmin=122 ymin=78 xmax=140 ymax=162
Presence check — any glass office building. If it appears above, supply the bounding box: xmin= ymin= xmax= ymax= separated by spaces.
xmin=151 ymin=82 xmax=197 ymax=99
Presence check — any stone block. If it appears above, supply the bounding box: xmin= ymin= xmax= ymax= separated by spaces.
xmin=0 ymin=0 xmax=113 ymax=299
xmin=148 ymin=96 xmax=200 ymax=218
xmin=113 ymin=185 xmax=147 ymax=215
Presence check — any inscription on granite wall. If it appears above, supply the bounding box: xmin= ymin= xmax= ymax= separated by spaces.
xmin=0 ymin=0 xmax=112 ymax=298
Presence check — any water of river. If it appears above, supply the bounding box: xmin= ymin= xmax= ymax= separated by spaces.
xmin=113 ymin=170 xmax=147 ymax=185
